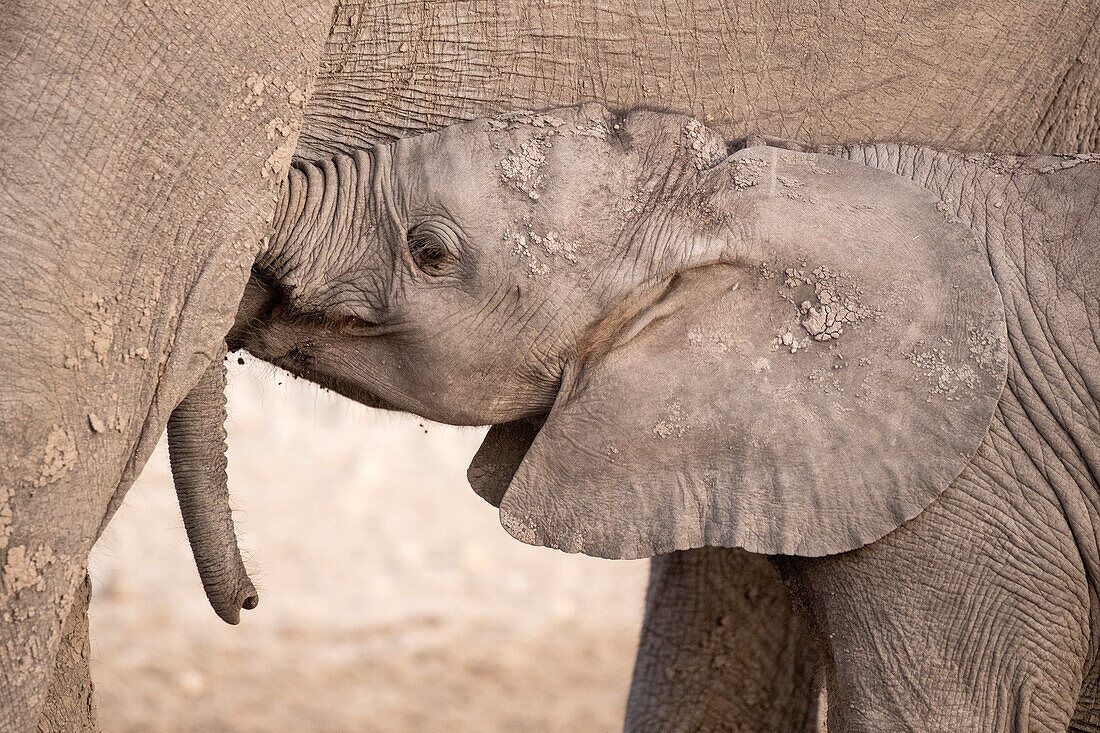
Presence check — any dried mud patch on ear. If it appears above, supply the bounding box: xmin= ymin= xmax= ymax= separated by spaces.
xmin=968 ymin=324 xmax=1008 ymax=373
xmin=687 ymin=322 xmax=735 ymax=358
xmin=906 ymin=344 xmax=978 ymax=400
xmin=907 ymin=318 xmax=1007 ymax=403
xmin=769 ymin=264 xmax=880 ymax=354
xmin=652 ymin=400 xmax=688 ymax=438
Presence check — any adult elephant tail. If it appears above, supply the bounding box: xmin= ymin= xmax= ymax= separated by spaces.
xmin=165 ymin=274 xmax=277 ymax=625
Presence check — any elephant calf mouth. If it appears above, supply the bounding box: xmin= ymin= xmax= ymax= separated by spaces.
xmin=226 ymin=267 xmax=283 ymax=351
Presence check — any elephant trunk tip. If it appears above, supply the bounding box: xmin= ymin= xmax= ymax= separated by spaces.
xmin=209 ymin=578 xmax=259 ymax=625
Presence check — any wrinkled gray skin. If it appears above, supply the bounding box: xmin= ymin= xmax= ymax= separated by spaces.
xmin=780 ymin=143 xmax=1100 ymax=731
xmin=218 ymin=105 xmax=1099 ymax=730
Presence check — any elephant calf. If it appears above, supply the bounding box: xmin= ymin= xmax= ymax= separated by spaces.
xmin=170 ymin=103 xmax=1099 ymax=730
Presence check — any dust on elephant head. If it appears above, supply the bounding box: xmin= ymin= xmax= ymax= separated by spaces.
xmin=231 ymin=103 xmax=1008 ymax=564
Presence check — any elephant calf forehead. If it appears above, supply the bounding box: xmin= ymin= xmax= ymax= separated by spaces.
xmin=395 ymin=103 xmax=726 ymax=186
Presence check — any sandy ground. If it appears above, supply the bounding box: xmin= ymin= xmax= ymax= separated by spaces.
xmin=88 ymin=356 xmax=649 ymax=732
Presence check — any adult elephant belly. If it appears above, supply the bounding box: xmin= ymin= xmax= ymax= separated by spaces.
xmin=302 ymin=0 xmax=1100 ymax=155
xmin=292 ymin=1 xmax=1100 ymax=730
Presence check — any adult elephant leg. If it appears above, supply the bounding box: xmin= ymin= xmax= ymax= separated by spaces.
xmin=626 ymin=548 xmax=821 ymax=732
xmin=36 ymin=574 xmax=96 ymax=733
xmin=778 ymin=405 xmax=1093 ymax=732
xmin=0 ymin=1 xmax=334 ymax=729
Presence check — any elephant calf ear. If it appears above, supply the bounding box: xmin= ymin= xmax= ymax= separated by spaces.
xmin=497 ymin=147 xmax=1009 ymax=559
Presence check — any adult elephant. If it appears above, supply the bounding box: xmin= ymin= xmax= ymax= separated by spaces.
xmin=0 ymin=2 xmax=336 ymax=730
xmin=285 ymin=1 xmax=1100 ymax=729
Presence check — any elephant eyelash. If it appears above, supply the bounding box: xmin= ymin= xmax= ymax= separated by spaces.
xmin=409 ymin=236 xmax=449 ymax=273
xmin=406 ymin=220 xmax=459 ymax=276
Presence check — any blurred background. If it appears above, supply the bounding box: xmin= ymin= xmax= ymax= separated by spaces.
xmin=88 ymin=355 xmax=649 ymax=732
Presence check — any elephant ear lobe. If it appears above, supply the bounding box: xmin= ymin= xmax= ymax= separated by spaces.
xmin=468 ymin=420 xmax=541 ymax=507
xmin=496 ymin=147 xmax=1009 ymax=559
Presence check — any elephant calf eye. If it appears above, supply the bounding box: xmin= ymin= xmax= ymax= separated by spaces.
xmin=407 ymin=221 xmax=458 ymax=276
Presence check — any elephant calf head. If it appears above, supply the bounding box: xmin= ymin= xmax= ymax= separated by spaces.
xmin=180 ymin=103 xmax=1007 ymax=615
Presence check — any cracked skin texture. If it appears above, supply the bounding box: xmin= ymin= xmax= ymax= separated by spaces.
xmin=773 ymin=145 xmax=1100 ymax=731
xmin=303 ymin=0 xmax=1100 ymax=157
xmin=240 ymin=99 xmax=1099 ymax=729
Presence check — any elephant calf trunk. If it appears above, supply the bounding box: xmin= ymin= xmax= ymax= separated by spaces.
xmin=166 ymin=350 xmax=258 ymax=624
